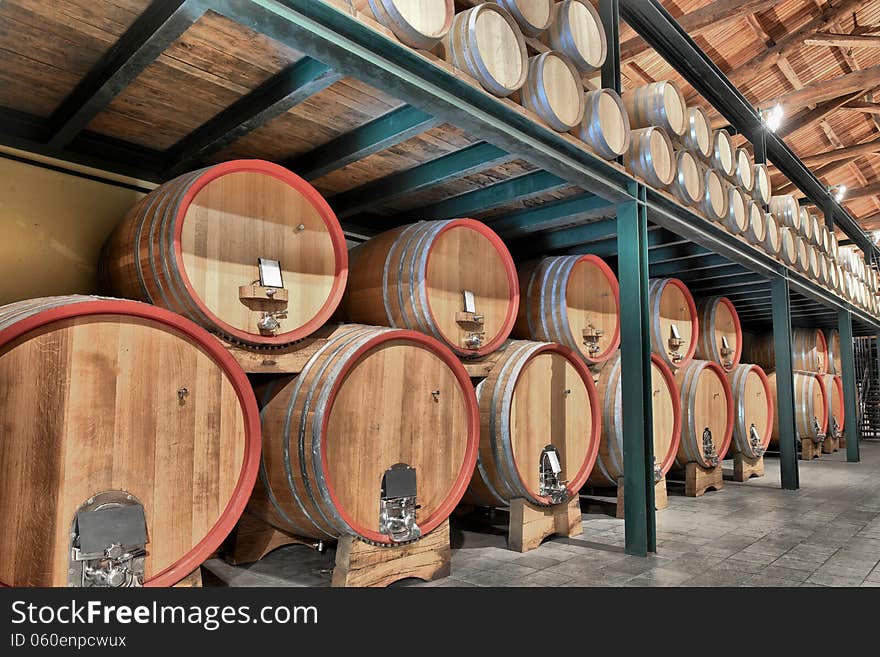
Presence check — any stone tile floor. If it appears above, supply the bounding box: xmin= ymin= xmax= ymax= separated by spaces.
xmin=203 ymin=442 xmax=880 ymax=587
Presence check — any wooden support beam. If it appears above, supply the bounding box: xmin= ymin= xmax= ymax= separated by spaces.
xmin=844 ymin=181 xmax=880 ymax=202
xmin=778 ymin=89 xmax=868 ymax=138
xmin=805 ymin=33 xmax=880 ymax=49
xmin=619 ymin=0 xmax=784 ymax=63
xmin=774 ymin=155 xmax=862 ymax=195
xmin=800 ymin=136 xmax=880 ymax=167
xmin=759 ymin=65 xmax=880 ymax=111
xmin=726 ymin=0 xmax=863 ymax=88
xmin=841 ymin=101 xmax=880 ymax=115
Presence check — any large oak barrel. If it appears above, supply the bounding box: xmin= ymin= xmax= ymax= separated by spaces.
xmin=768 ymin=371 xmax=828 ymax=445
xmin=695 ymin=296 xmax=742 ymax=372
xmin=818 ymin=252 xmax=829 ymax=285
xmin=795 ymin=234 xmax=810 ymax=274
xmin=808 ymin=244 xmax=821 ymax=280
xmin=753 ymin=163 xmax=772 ymax=205
xmin=101 ymin=160 xmax=348 ymax=347
xmin=825 ymin=328 xmax=841 ymax=375
xmin=676 ymin=106 xmax=712 ymax=159
xmin=521 ymin=51 xmax=585 ymax=132
xmin=769 ymin=195 xmax=800 ymax=231
xmin=701 ymin=166 xmax=728 ymax=222
xmin=744 ymin=328 xmax=828 ymax=373
xmin=798 ymin=206 xmax=813 ymax=243
xmin=708 ymin=129 xmax=735 ymax=178
xmin=742 ymin=200 xmax=766 ymax=246
xmin=342 ymin=219 xmax=519 ymax=357
xmin=445 ymin=3 xmax=528 ymax=97
xmin=778 ymin=226 xmax=798 ymax=267
xmin=251 ymin=325 xmax=478 ymax=543
xmin=670 ymin=149 xmax=704 ymax=206
xmin=364 ymin=0 xmax=454 ymax=49
xmin=497 ymin=0 xmax=553 ymax=37
xmin=588 ymin=352 xmax=682 ymax=486
xmin=722 ymin=184 xmax=749 ymax=235
xmin=0 ymin=296 xmax=261 ymax=586
xmin=808 ymin=213 xmax=822 ymax=248
xmin=673 ymin=359 xmax=734 ymax=468
xmin=625 ymin=126 xmax=675 ymax=188
xmin=465 ymin=340 xmax=600 ymax=507
xmin=546 ymin=0 xmax=607 ymax=73
xmin=726 ymin=363 xmax=774 ymax=458
xmin=822 ymin=373 xmax=845 ymax=440
xmin=514 ymin=254 xmax=620 ymax=365
xmin=733 ymin=147 xmax=754 ymax=191
xmin=761 ymin=212 xmax=781 ymax=255
xmin=576 ymin=89 xmax=631 ymax=159
xmin=622 ymin=80 xmax=687 ymax=138
xmin=649 ymin=277 xmax=699 ymax=369
xmin=827 ymin=256 xmax=840 ymax=292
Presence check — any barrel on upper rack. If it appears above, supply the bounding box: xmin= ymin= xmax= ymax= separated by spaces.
xmin=723 ymin=184 xmax=749 ymax=235
xmin=546 ymin=0 xmax=607 ymax=73
xmin=795 ymin=234 xmax=810 ymax=273
xmin=465 ymin=340 xmax=600 ymax=507
xmin=825 ymin=329 xmax=841 ymax=375
xmin=732 ymin=148 xmax=754 ymax=192
xmin=576 ymin=89 xmax=631 ymax=159
xmin=745 ymin=328 xmax=828 ymax=373
xmin=648 ymin=278 xmax=699 ymax=369
xmin=822 ymin=373 xmax=845 ymax=441
xmin=799 ymin=206 xmax=814 ymax=243
xmin=808 ymin=244 xmax=821 ymax=280
xmin=250 ymin=325 xmax=478 ymax=543
xmin=521 ymin=51 xmax=585 ymax=131
xmin=0 ymin=296 xmax=261 ymax=587
xmin=342 ymin=218 xmax=519 ymax=357
xmin=726 ymin=363 xmax=774 ymax=459
xmin=708 ymin=129 xmax=735 ymax=179
xmin=675 ymin=106 xmax=712 ymax=159
xmin=753 ymin=163 xmax=772 ymax=205
xmin=742 ymin=200 xmax=766 ymax=246
xmin=514 ymin=254 xmax=620 ymax=365
xmin=588 ymin=352 xmax=682 ymax=487
xmin=768 ymin=195 xmax=800 ymax=231
xmin=362 ymin=0 xmax=454 ymax=49
xmin=670 ymin=150 xmax=704 ymax=206
xmin=768 ymin=371 xmax=828 ymax=445
xmin=100 ymin=160 xmax=348 ymax=347
xmin=761 ymin=212 xmax=781 ymax=255
xmin=497 ymin=0 xmax=553 ymax=37
xmin=778 ymin=226 xmax=798 ymax=267
xmin=625 ymin=126 xmax=675 ymax=188
xmin=673 ymin=359 xmax=734 ymax=468
xmin=695 ymin=296 xmax=742 ymax=372
xmin=701 ymin=166 xmax=728 ymax=223
xmin=445 ymin=3 xmax=528 ymax=97
xmin=622 ymin=80 xmax=687 ymax=138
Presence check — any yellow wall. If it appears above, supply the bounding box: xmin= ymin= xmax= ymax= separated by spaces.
xmin=0 ymin=157 xmax=145 ymax=304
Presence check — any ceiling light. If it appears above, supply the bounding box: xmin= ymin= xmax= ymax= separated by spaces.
xmin=760 ymin=104 xmax=784 ymax=132
xmin=830 ymin=184 xmax=847 ymax=202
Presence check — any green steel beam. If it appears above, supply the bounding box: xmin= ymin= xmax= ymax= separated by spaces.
xmin=491 ymin=193 xmax=615 ymax=238
xmin=287 ymin=105 xmax=440 ymax=180
xmin=617 ymin=182 xmax=655 ymax=557
xmin=574 ymin=227 xmax=686 ymax=258
xmin=330 ymin=142 xmax=512 ymax=218
xmin=687 ymin=277 xmax=768 ymax=293
xmin=671 ymin=265 xmax=758 ymax=285
xmin=838 ymin=310 xmax=861 ymax=462
xmin=648 ymin=249 xmax=719 ymax=269
xmin=771 ymin=276 xmax=799 ymax=490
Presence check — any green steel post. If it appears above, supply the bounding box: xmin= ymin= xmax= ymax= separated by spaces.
xmin=839 ymin=310 xmax=861 ymax=462
xmin=771 ymin=276 xmax=799 ymax=489
xmin=617 ymin=182 xmax=655 ymax=556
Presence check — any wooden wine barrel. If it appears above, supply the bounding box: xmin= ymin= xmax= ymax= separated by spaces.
xmin=829 ymin=231 xmax=839 ymax=260
xmin=676 ymin=106 xmax=712 ymax=159
xmin=648 ymin=277 xmax=699 ymax=369
xmin=827 ymin=256 xmax=840 ymax=292
xmin=588 ymin=352 xmax=682 ymax=487
xmin=546 ymin=0 xmax=607 ymax=73
xmin=521 ymin=51 xmax=585 ymax=131
xmin=445 ymin=3 xmax=528 ymax=97
xmin=101 ymin=160 xmax=348 ymax=347
xmin=723 ymin=184 xmax=749 ymax=235
xmin=625 ymin=126 xmax=675 ymax=188
xmin=726 ymin=364 xmax=774 ymax=459
xmin=251 ymin=325 xmax=478 ymax=543
xmin=818 ymin=252 xmax=829 ymax=285
xmin=465 ymin=340 xmax=600 ymax=507
xmin=695 ymin=296 xmax=742 ymax=372
xmin=622 ymin=80 xmax=687 ymax=137
xmin=761 ymin=212 xmax=781 ymax=255
xmin=820 ymin=225 xmax=831 ymax=254
xmin=701 ymin=166 xmax=728 ymax=223
xmin=0 ymin=296 xmax=261 ymax=587
xmin=673 ymin=359 xmax=734 ymax=468
xmin=822 ymin=373 xmax=845 ymax=439
xmin=576 ymin=89 xmax=631 ymax=159
xmin=778 ymin=226 xmax=798 ymax=267
xmin=708 ymin=129 xmax=735 ymax=178
xmin=768 ymin=371 xmax=828 ymax=445
xmin=808 ymin=244 xmax=821 ymax=280
xmin=745 ymin=328 xmax=828 ymax=373
xmin=753 ymin=163 xmax=772 ymax=205
xmin=769 ymin=195 xmax=800 ymax=231
xmin=364 ymin=0 xmax=454 ymax=49
xmin=798 ymin=206 xmax=814 ymax=243
xmin=733 ymin=147 xmax=754 ymax=192
xmin=742 ymin=200 xmax=766 ymax=246
xmin=795 ymin=234 xmax=810 ymax=274
xmin=514 ymin=254 xmax=620 ymax=365
xmin=342 ymin=219 xmax=518 ymax=357
xmin=808 ymin=214 xmax=822 ymax=248
xmin=670 ymin=149 xmax=704 ymax=206
xmin=497 ymin=0 xmax=553 ymax=37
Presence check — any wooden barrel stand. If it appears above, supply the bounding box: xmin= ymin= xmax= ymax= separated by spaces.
xmin=732 ymin=454 xmax=764 ymax=482
xmin=508 ymin=497 xmax=582 ymax=553
xmin=684 ymin=463 xmax=724 ymax=497
xmin=615 ymin=477 xmax=669 ymax=520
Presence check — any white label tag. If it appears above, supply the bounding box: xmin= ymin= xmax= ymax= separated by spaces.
xmin=258 ymin=258 xmax=284 ymax=288
xmin=463 ymin=289 xmax=476 ymax=314
xmin=545 ymin=449 xmax=562 ymax=475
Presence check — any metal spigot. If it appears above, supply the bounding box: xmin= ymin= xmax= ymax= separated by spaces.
xmin=668 ymin=324 xmax=685 ymax=362
xmin=582 ymin=324 xmax=604 ymax=354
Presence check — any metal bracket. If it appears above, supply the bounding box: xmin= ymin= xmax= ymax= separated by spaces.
xmin=748 ymin=422 xmax=765 ymax=457
xmin=702 ymin=427 xmax=719 ymax=467
xmin=379 ymin=463 xmax=421 ymax=543
xmin=539 ymin=445 xmax=568 ymax=504
xmin=582 ymin=324 xmax=604 ymax=355
xmin=68 ymin=491 xmax=147 ymax=587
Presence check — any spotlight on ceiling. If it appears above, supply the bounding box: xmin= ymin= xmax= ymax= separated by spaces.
xmin=760 ymin=104 xmax=784 ymax=132
xmin=830 ymin=184 xmax=847 ymax=202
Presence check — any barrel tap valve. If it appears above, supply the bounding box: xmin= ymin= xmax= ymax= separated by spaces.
xmin=702 ymin=427 xmax=719 ymax=467
xmin=582 ymin=324 xmax=604 ymax=355
xmin=653 ymin=457 xmax=663 ymax=483
xmin=457 ymin=289 xmax=485 ymax=351
xmin=748 ymin=423 xmax=765 ymax=457
xmin=258 ymin=310 xmax=288 ymax=335
xmin=379 ymin=464 xmax=421 ymax=543
xmin=812 ymin=416 xmax=826 ymax=444
xmin=668 ymin=324 xmax=685 ymax=363
xmin=720 ymin=335 xmax=734 ymax=369
xmin=830 ymin=416 xmax=841 ymax=440
xmin=539 ymin=445 xmax=568 ymax=504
